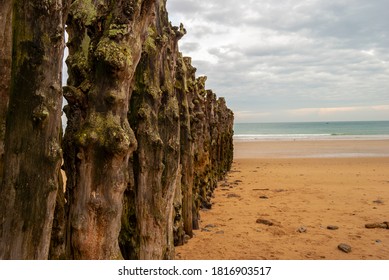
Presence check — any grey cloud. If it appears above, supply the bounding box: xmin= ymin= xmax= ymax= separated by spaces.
xmin=180 ymin=42 xmax=201 ymax=53
xmin=167 ymin=0 xmax=206 ymax=15
xmin=188 ymin=0 xmax=388 ymax=48
xmin=170 ymin=0 xmax=389 ymax=122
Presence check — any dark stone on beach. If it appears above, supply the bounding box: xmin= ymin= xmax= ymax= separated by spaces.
xmin=297 ymin=226 xmax=307 ymax=233
xmin=205 ymin=224 xmax=217 ymax=228
xmin=365 ymin=222 xmax=389 ymax=229
xmin=227 ymin=193 xmax=240 ymax=198
xmin=259 ymin=196 xmax=269 ymax=199
xmin=338 ymin=243 xmax=352 ymax=253
xmin=373 ymin=199 xmax=384 ymax=204
xmin=256 ymin=219 xmax=273 ymax=226
xmin=327 ymin=225 xmax=339 ymax=230
xmin=184 ymin=235 xmax=191 ymax=244
xmin=198 ymin=195 xmax=213 ymax=209
xmin=376 ymin=240 xmax=382 ymax=243
xmin=201 ymin=200 xmax=212 ymax=210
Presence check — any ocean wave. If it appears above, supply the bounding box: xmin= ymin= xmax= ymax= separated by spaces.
xmin=233 ymin=134 xmax=389 ymax=141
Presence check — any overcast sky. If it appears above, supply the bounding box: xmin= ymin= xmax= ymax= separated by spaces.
xmin=167 ymin=0 xmax=389 ymax=123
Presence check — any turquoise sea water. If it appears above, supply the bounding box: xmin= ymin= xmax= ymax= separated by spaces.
xmin=234 ymin=121 xmax=389 ymax=141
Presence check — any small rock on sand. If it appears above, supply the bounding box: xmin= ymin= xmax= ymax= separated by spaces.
xmin=338 ymin=243 xmax=352 ymax=253
xmin=259 ymin=196 xmax=269 ymax=199
xmin=365 ymin=222 xmax=389 ymax=229
xmin=373 ymin=199 xmax=384 ymax=204
xmin=205 ymin=224 xmax=217 ymax=228
xmin=327 ymin=225 xmax=339 ymax=230
xmin=297 ymin=226 xmax=307 ymax=233
xmin=256 ymin=219 xmax=273 ymax=226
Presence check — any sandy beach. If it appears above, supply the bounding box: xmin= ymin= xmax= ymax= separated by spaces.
xmin=175 ymin=139 xmax=389 ymax=260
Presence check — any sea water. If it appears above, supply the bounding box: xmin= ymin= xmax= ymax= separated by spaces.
xmin=233 ymin=121 xmax=389 ymax=141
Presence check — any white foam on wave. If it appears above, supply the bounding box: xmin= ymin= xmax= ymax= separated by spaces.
xmin=233 ymin=134 xmax=389 ymax=142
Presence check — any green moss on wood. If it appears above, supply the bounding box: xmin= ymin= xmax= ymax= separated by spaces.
xmin=164 ymin=98 xmax=179 ymax=121
xmin=70 ymin=0 xmax=97 ymax=26
xmin=75 ymin=112 xmax=134 ymax=155
xmin=94 ymin=38 xmax=132 ymax=70
xmin=144 ymin=27 xmax=157 ymax=53
xmin=108 ymin=24 xmax=129 ymax=39
xmin=32 ymin=106 xmax=49 ymax=123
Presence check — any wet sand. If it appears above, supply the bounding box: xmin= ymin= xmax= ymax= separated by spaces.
xmin=175 ymin=139 xmax=389 ymax=260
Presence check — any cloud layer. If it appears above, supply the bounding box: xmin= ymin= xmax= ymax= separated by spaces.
xmin=167 ymin=0 xmax=389 ymax=122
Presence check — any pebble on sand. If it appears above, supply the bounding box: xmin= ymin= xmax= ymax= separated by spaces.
xmin=297 ymin=226 xmax=307 ymax=233
xmin=372 ymin=199 xmax=384 ymax=204
xmin=256 ymin=219 xmax=274 ymax=226
xmin=227 ymin=193 xmax=240 ymax=198
xmin=205 ymin=224 xmax=217 ymax=228
xmin=338 ymin=243 xmax=352 ymax=253
xmin=365 ymin=222 xmax=389 ymax=229
xmin=327 ymin=225 xmax=339 ymax=230
xmin=184 ymin=235 xmax=191 ymax=243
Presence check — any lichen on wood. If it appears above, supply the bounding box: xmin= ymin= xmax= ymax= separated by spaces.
xmin=63 ymin=0 xmax=155 ymax=260
xmin=120 ymin=0 xmax=234 ymax=259
xmin=0 ymin=0 xmax=13 ymax=182
xmin=1 ymin=0 xmax=234 ymax=260
xmin=0 ymin=0 xmax=66 ymax=260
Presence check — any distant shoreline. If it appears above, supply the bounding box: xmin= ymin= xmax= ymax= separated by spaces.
xmin=233 ymin=121 xmax=389 ymax=143
xmin=233 ymin=139 xmax=389 ymax=159
xmin=233 ymin=134 xmax=389 ymax=142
